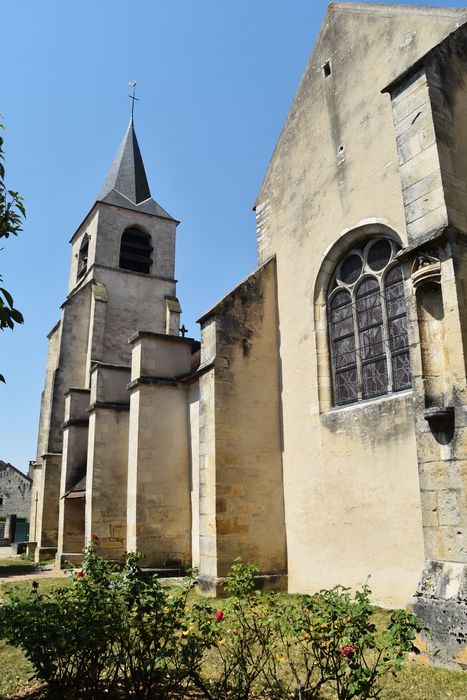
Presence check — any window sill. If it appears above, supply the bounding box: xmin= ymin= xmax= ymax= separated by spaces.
xmin=321 ymin=388 xmax=413 ymax=416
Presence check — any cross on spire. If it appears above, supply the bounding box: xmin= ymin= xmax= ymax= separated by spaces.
xmin=128 ymin=81 xmax=139 ymax=119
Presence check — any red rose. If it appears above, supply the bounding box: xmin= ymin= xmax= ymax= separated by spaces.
xmin=76 ymin=569 xmax=85 ymax=578
xmin=215 ymin=610 xmax=224 ymax=621
xmin=339 ymin=644 xmax=355 ymax=659
xmin=32 ymin=580 xmax=39 ymax=589
xmin=90 ymin=533 xmax=99 ymax=542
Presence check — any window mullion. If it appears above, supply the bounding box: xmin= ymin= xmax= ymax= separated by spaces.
xmin=380 ymin=278 xmax=393 ymax=393
xmin=351 ymin=287 xmax=363 ymax=401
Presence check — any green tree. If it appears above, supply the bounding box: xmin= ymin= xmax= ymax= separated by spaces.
xmin=0 ymin=120 xmax=26 ymax=382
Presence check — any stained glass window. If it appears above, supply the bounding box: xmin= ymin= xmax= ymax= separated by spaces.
xmin=328 ymin=238 xmax=411 ymax=406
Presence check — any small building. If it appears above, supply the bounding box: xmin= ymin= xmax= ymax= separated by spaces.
xmin=0 ymin=461 xmax=32 ymax=545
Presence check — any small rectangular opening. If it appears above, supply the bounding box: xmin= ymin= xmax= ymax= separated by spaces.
xmin=323 ymin=60 xmax=331 ymax=78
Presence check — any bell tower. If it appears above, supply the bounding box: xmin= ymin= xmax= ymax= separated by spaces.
xmin=68 ymin=113 xmax=182 ymax=367
xmin=30 ymin=115 xmax=183 ymax=561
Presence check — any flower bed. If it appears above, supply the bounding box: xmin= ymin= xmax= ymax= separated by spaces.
xmin=0 ymin=541 xmax=426 ymax=699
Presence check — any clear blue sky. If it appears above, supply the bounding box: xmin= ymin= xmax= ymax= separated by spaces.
xmin=1 ymin=0 xmax=465 ymax=472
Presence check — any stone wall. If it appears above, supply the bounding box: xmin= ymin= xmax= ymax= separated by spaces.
xmin=127 ymin=333 xmax=195 ymax=569
xmin=32 ymin=193 xmax=181 ymax=560
xmin=85 ymin=365 xmax=131 ymax=560
xmin=56 ymin=389 xmax=90 ymax=561
xmin=198 ymin=257 xmax=287 ymax=592
xmin=250 ymin=5 xmax=455 ymax=606
xmin=0 ymin=463 xmax=32 ymax=518
xmin=385 ymin=24 xmax=467 ymax=667
xmin=189 ymin=384 xmax=200 ymax=570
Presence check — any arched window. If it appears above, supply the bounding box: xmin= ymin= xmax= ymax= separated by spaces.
xmin=328 ymin=238 xmax=411 ymax=406
xmin=119 ymin=228 xmax=153 ymax=274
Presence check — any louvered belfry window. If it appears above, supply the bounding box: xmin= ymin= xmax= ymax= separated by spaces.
xmin=119 ymin=228 xmax=153 ymax=274
xmin=77 ymin=236 xmax=89 ymax=279
xmin=328 ymin=238 xmax=411 ymax=406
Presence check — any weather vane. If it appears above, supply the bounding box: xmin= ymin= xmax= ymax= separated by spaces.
xmin=128 ymin=81 xmax=139 ymax=118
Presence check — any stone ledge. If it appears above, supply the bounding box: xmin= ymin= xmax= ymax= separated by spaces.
xmin=58 ymin=553 xmax=83 ymax=568
xmin=412 ymin=595 xmax=467 ymax=669
xmin=140 ymin=567 xmax=186 ymax=579
xmin=127 ymin=376 xmax=179 ymax=390
xmin=61 ymin=418 xmax=89 ymax=429
xmin=90 ymin=361 xmax=131 ymax=372
xmin=197 ymin=572 xmax=288 ymax=598
xmin=128 ymin=330 xmax=199 ymax=347
xmin=411 ymin=560 xmax=467 ymax=669
xmin=87 ymin=401 xmax=130 ymax=413
xmin=415 ymin=560 xmax=466 ymax=601
xmin=36 ymin=546 xmax=57 ymax=562
xmin=397 ymin=226 xmax=466 ymax=261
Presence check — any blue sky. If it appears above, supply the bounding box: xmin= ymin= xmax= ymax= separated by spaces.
xmin=1 ymin=0 xmax=465 ymax=472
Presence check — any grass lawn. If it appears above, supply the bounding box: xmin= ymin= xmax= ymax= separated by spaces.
xmin=0 ymin=579 xmax=465 ymax=699
xmin=0 ymin=557 xmax=59 ymax=575
xmin=0 ymin=558 xmax=45 ymax=577
xmin=0 ymin=558 xmax=67 ymax=604
xmin=0 ymin=642 xmax=42 ymax=699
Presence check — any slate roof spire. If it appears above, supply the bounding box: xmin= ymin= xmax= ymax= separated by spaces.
xmin=98 ymin=115 xmax=150 ymax=205
xmin=97 ymin=116 xmax=175 ymax=220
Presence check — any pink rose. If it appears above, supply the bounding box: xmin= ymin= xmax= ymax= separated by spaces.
xmin=339 ymin=644 xmax=355 ymax=659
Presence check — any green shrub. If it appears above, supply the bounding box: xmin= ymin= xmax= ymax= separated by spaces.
xmin=192 ymin=559 xmax=270 ymax=700
xmin=192 ymin=562 xmax=424 ymax=700
xmin=0 ymin=549 xmax=424 ymax=700
xmin=259 ymin=585 xmax=424 ymax=700
xmin=112 ymin=553 xmax=216 ymax=700
xmin=0 ymin=539 xmax=121 ymax=697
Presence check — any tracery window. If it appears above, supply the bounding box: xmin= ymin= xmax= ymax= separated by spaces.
xmin=328 ymin=238 xmax=411 ymax=406
xmin=119 ymin=228 xmax=153 ymax=274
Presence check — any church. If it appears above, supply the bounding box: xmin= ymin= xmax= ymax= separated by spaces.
xmin=30 ymin=3 xmax=467 ymax=667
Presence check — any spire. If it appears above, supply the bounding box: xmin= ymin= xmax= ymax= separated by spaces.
xmin=98 ymin=116 xmax=151 ymax=205
xmin=97 ymin=118 xmax=175 ymax=220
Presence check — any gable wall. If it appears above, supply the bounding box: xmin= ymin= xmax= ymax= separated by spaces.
xmin=0 ymin=466 xmax=32 ymax=518
xmin=253 ymin=6 xmax=467 ymax=605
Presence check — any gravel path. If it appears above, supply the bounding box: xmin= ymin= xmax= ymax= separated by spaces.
xmin=0 ymin=550 xmax=67 ymax=583
xmin=0 ymin=566 xmax=66 ymax=583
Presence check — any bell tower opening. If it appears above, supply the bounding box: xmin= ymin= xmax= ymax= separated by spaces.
xmin=119 ymin=228 xmax=153 ymax=274
xmin=77 ymin=235 xmax=89 ymax=279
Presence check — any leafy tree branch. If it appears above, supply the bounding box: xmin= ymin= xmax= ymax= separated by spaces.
xmin=0 ymin=120 xmax=26 ymax=382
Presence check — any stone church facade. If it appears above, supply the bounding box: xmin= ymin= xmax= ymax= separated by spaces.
xmin=30 ymin=3 xmax=467 ymax=666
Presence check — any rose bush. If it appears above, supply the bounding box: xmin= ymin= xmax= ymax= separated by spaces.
xmin=0 ymin=549 xmax=424 ymax=699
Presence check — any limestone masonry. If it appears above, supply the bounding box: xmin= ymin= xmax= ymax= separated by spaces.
xmin=30 ymin=2 xmax=467 ymax=668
